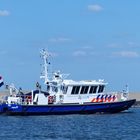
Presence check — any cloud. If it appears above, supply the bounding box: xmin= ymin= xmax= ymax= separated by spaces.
xmin=128 ymin=42 xmax=135 ymax=46
xmin=73 ymin=46 xmax=98 ymax=57
xmin=112 ymin=51 xmax=139 ymax=58
xmin=0 ymin=10 xmax=10 ymax=16
xmin=108 ymin=43 xmax=121 ymax=48
xmin=127 ymin=42 xmax=139 ymax=47
xmin=48 ymin=37 xmax=71 ymax=43
xmin=82 ymin=46 xmax=93 ymax=50
xmin=88 ymin=4 xmax=103 ymax=12
xmin=73 ymin=51 xmax=87 ymax=57
xmin=73 ymin=50 xmax=97 ymax=57
xmin=108 ymin=41 xmax=140 ymax=49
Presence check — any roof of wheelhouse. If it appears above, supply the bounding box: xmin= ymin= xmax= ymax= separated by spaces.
xmin=63 ymin=79 xmax=108 ymax=86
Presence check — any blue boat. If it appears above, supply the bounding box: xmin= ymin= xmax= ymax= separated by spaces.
xmin=6 ymin=99 xmax=135 ymax=115
xmin=3 ymin=49 xmax=136 ymax=115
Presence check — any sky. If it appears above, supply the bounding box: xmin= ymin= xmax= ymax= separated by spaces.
xmin=0 ymin=0 xmax=140 ymax=92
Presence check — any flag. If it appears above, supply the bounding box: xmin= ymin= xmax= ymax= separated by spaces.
xmin=0 ymin=76 xmax=4 ymax=87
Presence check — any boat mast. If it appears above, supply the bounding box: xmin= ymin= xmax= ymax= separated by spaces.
xmin=40 ymin=49 xmax=51 ymax=84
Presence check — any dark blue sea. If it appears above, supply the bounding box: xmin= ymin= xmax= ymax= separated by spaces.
xmin=0 ymin=108 xmax=140 ymax=140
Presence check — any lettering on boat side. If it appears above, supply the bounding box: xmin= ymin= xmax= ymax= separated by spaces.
xmin=11 ymin=106 xmax=18 ymax=109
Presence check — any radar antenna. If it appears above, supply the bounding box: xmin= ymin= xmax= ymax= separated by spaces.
xmin=40 ymin=49 xmax=51 ymax=84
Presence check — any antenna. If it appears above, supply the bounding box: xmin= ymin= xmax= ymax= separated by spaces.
xmin=40 ymin=49 xmax=51 ymax=83
xmin=125 ymin=84 xmax=129 ymax=93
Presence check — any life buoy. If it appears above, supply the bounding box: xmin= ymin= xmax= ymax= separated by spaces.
xmin=48 ymin=96 xmax=54 ymax=104
xmin=26 ymin=96 xmax=32 ymax=104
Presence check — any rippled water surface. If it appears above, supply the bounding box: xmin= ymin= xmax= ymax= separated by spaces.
xmin=0 ymin=108 xmax=140 ymax=140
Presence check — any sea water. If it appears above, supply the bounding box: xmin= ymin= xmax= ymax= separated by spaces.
xmin=0 ymin=108 xmax=140 ymax=140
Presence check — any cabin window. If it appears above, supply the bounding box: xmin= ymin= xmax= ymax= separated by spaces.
xmin=71 ymin=86 xmax=80 ymax=94
xmin=61 ymin=86 xmax=68 ymax=94
xmin=89 ymin=86 xmax=98 ymax=94
xmin=52 ymin=86 xmax=58 ymax=93
xmin=98 ymin=85 xmax=105 ymax=93
xmin=55 ymin=75 xmax=59 ymax=78
xmin=47 ymin=85 xmax=50 ymax=92
xmin=80 ymin=86 xmax=89 ymax=94
xmin=64 ymin=86 xmax=68 ymax=94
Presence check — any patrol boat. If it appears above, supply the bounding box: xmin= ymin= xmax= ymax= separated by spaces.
xmin=5 ymin=49 xmax=136 ymax=115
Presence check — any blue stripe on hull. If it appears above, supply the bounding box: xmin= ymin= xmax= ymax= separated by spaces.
xmin=6 ymin=99 xmax=136 ymax=115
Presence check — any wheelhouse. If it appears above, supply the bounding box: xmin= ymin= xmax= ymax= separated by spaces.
xmin=62 ymin=80 xmax=107 ymax=95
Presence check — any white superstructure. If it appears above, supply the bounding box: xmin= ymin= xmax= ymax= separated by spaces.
xmin=38 ymin=49 xmax=117 ymax=105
